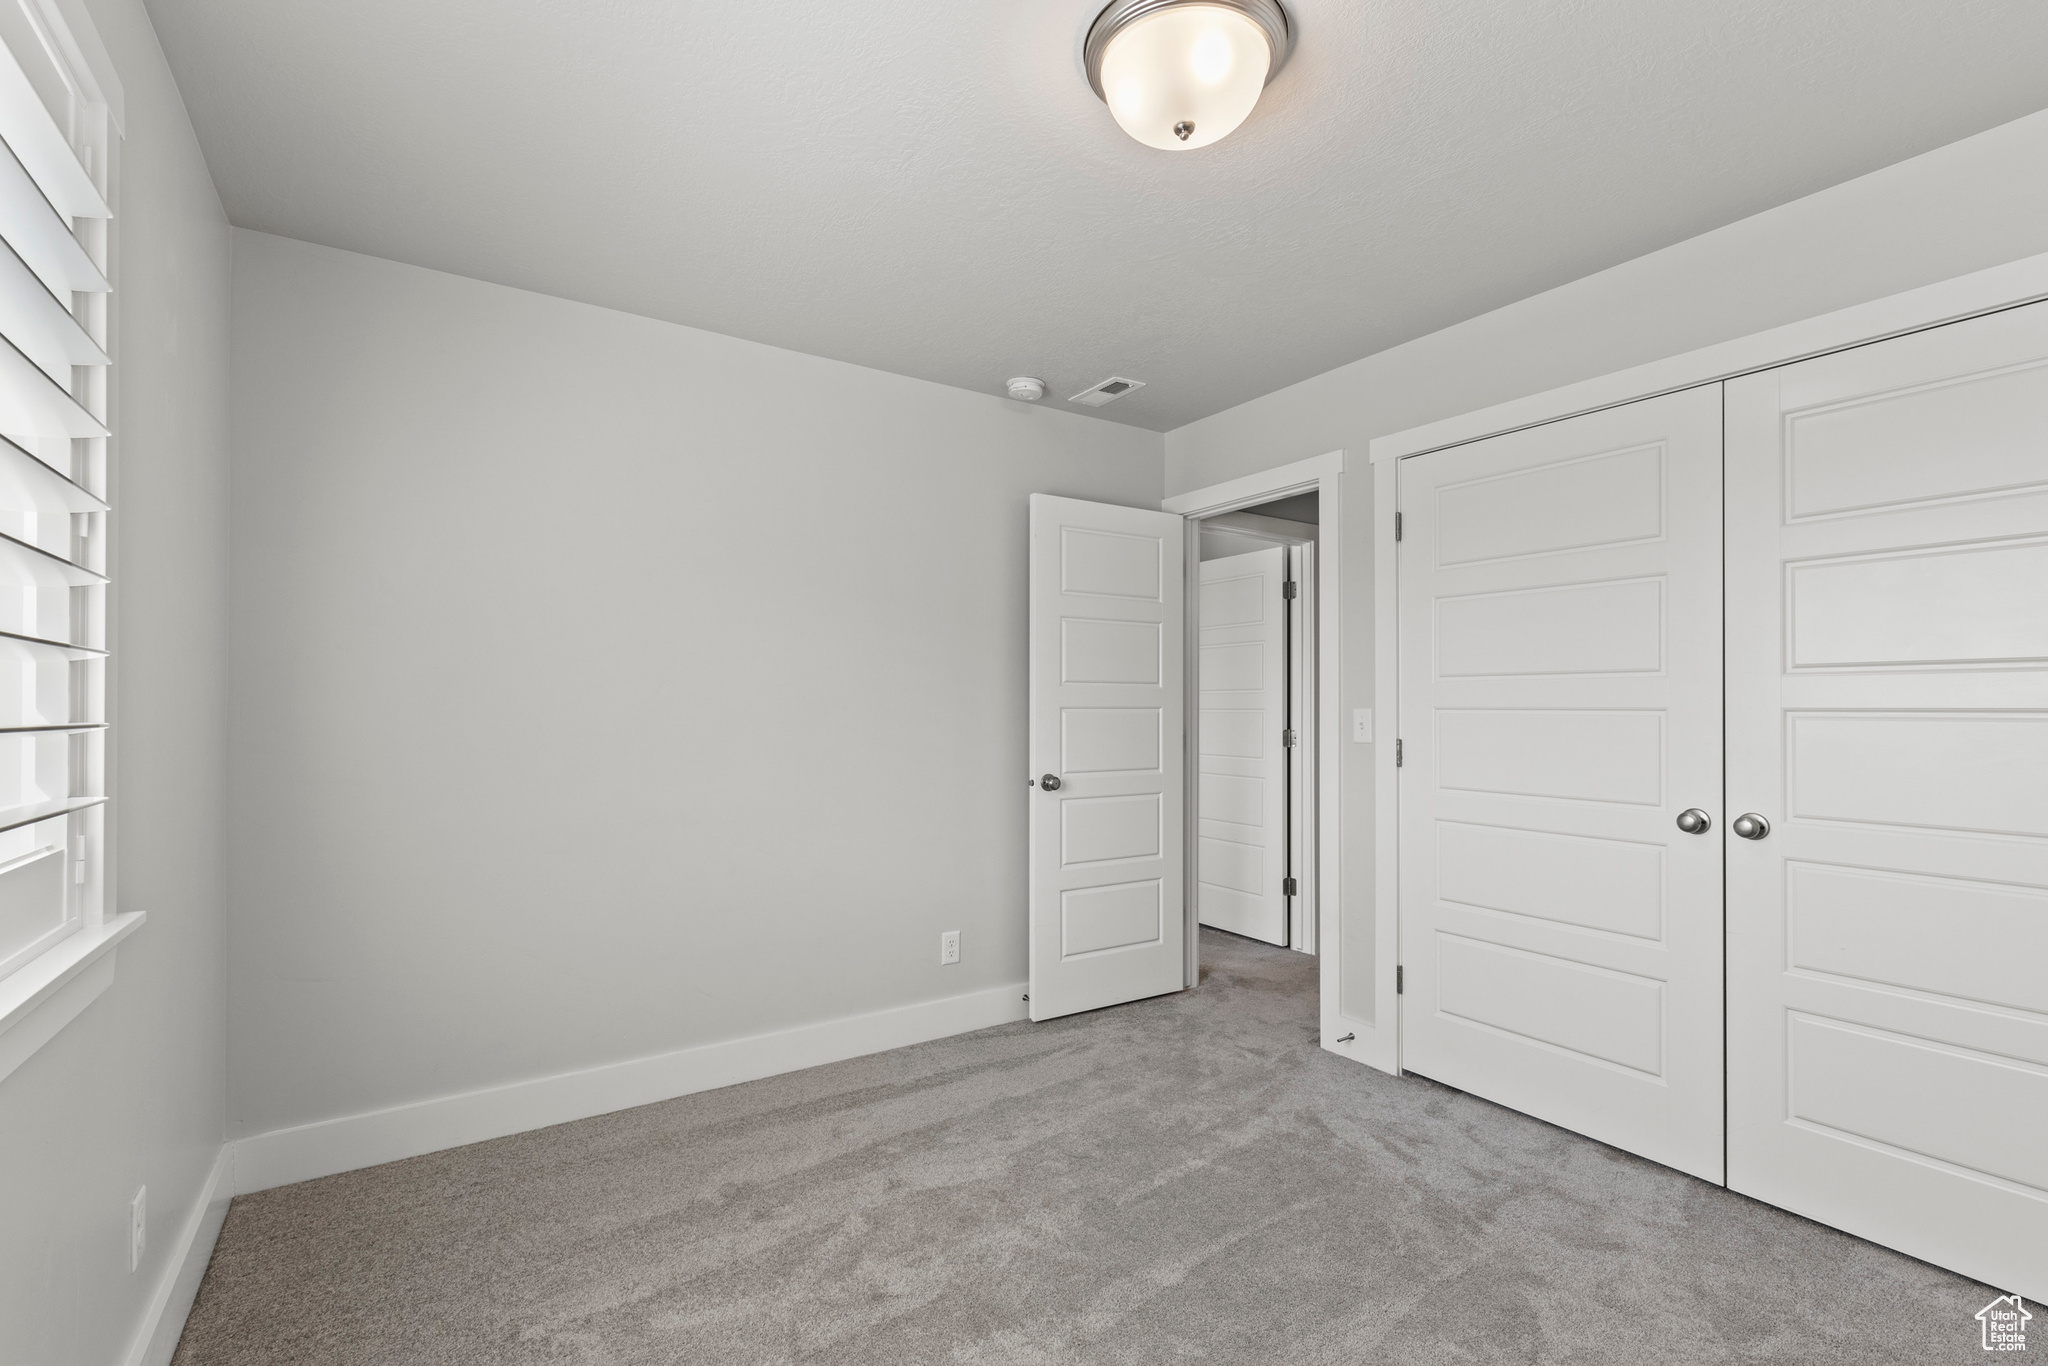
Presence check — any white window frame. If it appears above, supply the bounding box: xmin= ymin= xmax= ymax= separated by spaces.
xmin=0 ymin=0 xmax=133 ymax=1085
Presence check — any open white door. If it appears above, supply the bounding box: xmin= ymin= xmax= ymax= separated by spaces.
xmin=1197 ymin=547 xmax=1289 ymax=946
xmin=1029 ymin=495 xmax=1185 ymax=1022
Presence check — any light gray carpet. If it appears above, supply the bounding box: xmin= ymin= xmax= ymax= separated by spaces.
xmin=174 ymin=929 xmax=1995 ymax=1364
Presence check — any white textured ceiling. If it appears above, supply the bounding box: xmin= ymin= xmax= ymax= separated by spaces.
xmin=144 ymin=0 xmax=2048 ymax=430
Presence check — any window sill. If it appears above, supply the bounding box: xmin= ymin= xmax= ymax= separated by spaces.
xmin=0 ymin=911 xmax=143 ymax=1085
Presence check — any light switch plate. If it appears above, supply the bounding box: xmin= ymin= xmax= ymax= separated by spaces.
xmin=1352 ymin=709 xmax=1373 ymax=743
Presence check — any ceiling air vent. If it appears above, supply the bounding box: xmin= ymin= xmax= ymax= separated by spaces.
xmin=1069 ymin=376 xmax=1145 ymax=408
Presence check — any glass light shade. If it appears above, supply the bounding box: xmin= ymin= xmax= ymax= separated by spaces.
xmin=1099 ymin=5 xmax=1272 ymax=151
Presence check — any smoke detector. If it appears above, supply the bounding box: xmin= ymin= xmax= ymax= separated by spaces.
xmin=1069 ymin=376 xmax=1145 ymax=408
xmin=1006 ymin=377 xmax=1046 ymax=401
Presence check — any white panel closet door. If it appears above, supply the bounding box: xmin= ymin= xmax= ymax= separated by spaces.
xmin=1197 ymin=547 xmax=1289 ymax=945
xmin=1028 ymin=495 xmax=1185 ymax=1022
xmin=1399 ymin=386 xmax=1725 ymax=1182
xmin=1726 ymin=303 xmax=2048 ymax=1300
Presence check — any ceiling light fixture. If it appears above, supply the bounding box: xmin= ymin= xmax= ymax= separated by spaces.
xmin=1084 ymin=0 xmax=1291 ymax=151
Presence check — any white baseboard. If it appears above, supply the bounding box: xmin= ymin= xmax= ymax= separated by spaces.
xmin=231 ymin=980 xmax=1029 ymax=1195
xmin=122 ymin=1144 xmax=232 ymax=1366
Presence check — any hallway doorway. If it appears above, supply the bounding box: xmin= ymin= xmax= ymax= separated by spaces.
xmin=1195 ymin=496 xmax=1318 ymax=953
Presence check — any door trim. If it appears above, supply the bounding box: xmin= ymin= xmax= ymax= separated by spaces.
xmin=1163 ymin=451 xmax=1392 ymax=1071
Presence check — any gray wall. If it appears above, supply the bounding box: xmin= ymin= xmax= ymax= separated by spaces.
xmin=1164 ymin=108 xmax=2048 ymax=1026
xmin=226 ymin=230 xmax=1162 ymax=1139
xmin=0 ymin=0 xmax=231 ymax=1362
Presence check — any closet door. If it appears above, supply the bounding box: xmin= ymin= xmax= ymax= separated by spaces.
xmin=1726 ymin=304 xmax=2048 ymax=1301
xmin=1398 ymin=385 xmax=1725 ymax=1182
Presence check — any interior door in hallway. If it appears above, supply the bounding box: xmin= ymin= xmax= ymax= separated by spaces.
xmin=1398 ymin=385 xmax=1726 ymax=1182
xmin=1197 ymin=547 xmax=1290 ymax=946
xmin=1028 ymin=495 xmax=1185 ymax=1022
xmin=1725 ymin=303 xmax=2048 ymax=1300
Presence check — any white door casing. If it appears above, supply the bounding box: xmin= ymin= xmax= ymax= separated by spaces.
xmin=1397 ymin=386 xmax=1726 ymax=1182
xmin=1029 ymin=495 xmax=1185 ymax=1022
xmin=1197 ymin=547 xmax=1290 ymax=946
xmin=1288 ymin=542 xmax=1317 ymax=954
xmin=1726 ymin=302 xmax=2048 ymax=1300
xmin=1162 ymin=452 xmax=1356 ymax=1052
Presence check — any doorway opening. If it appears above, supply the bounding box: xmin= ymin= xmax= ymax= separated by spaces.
xmin=1193 ymin=493 xmax=1318 ymax=956
xmin=1162 ymin=452 xmax=1346 ymax=1049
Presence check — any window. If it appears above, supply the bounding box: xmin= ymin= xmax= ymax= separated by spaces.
xmin=0 ymin=0 xmax=115 ymax=996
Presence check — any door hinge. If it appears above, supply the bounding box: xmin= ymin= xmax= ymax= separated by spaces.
xmin=1395 ymin=738 xmax=1403 ymax=767
xmin=1282 ymin=580 xmax=1298 ymax=599
xmin=1283 ymin=728 xmax=1297 ymax=748
xmin=1394 ymin=511 xmax=1403 ymax=541
xmin=1396 ymin=965 xmax=1404 ymax=994
xmin=1283 ymin=876 xmax=1297 ymax=896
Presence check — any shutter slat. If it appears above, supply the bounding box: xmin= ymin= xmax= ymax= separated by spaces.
xmin=0 ymin=328 xmax=106 ymax=438
xmin=0 ymin=232 xmax=105 ymax=384
xmin=0 ymin=625 xmax=102 ymax=659
xmin=0 ymin=794 xmax=105 ymax=837
xmin=0 ymin=41 xmax=106 ymax=221
xmin=0 ymin=432 xmax=105 ymax=513
xmin=0 ymin=524 xmax=102 ymax=585
xmin=0 ymin=134 xmax=107 ymax=296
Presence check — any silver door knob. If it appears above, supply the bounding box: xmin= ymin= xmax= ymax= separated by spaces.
xmin=1732 ymin=812 xmax=1771 ymax=841
xmin=1039 ymin=774 xmax=1062 ymax=791
xmin=1675 ymin=808 xmax=1711 ymax=835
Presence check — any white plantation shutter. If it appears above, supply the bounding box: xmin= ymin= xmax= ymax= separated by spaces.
xmin=0 ymin=7 xmax=111 ymax=984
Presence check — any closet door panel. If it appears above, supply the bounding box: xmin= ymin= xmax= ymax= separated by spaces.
xmin=1399 ymin=384 xmax=1725 ymax=1183
xmin=1727 ymin=301 xmax=2048 ymax=1302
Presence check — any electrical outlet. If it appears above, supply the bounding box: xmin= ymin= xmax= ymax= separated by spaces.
xmin=129 ymin=1186 xmax=146 ymax=1272
xmin=1352 ymin=708 xmax=1373 ymax=743
xmin=940 ymin=930 xmax=960 ymax=965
